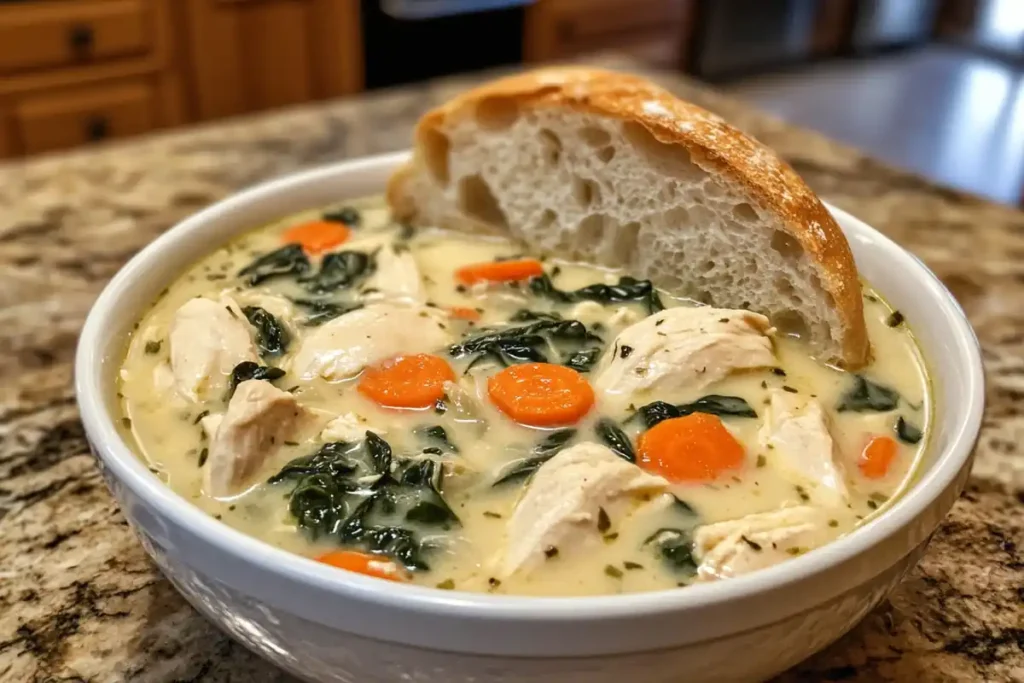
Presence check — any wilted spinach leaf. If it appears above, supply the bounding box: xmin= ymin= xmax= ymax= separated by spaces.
xmin=634 ymin=395 xmax=757 ymax=428
xmin=895 ymin=416 xmax=923 ymax=444
xmin=290 ymin=298 xmax=362 ymax=326
xmin=238 ymin=244 xmax=310 ymax=286
xmin=415 ymin=425 xmax=459 ymax=453
xmin=564 ymin=346 xmax=601 ymax=373
xmin=529 ymin=274 xmax=665 ymax=314
xmin=227 ymin=361 xmax=285 ymax=397
xmin=243 ymin=306 xmax=290 ymax=357
xmin=451 ymin=319 xmax=602 ymax=370
xmin=836 ymin=375 xmax=900 ymax=413
xmin=643 ymin=528 xmax=697 ymax=574
xmin=322 ymin=206 xmax=361 ymax=226
xmin=300 ymin=250 xmax=375 ymax=293
xmin=270 ymin=432 xmax=459 ymax=571
xmin=365 ymin=431 xmax=392 ymax=475
xmin=492 ymin=428 xmax=578 ymax=487
xmin=596 ymin=418 xmax=635 ymax=462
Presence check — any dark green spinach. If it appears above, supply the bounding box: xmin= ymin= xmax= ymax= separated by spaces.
xmin=491 ymin=428 xmax=578 ymax=487
xmin=238 ymin=244 xmax=310 ymax=286
xmin=563 ymin=347 xmax=602 ymax=373
xmin=415 ymin=425 xmax=459 ymax=453
xmin=895 ymin=416 xmax=923 ymax=444
xmin=322 ymin=206 xmax=361 ymax=226
xmin=451 ymin=319 xmax=602 ymax=370
xmin=643 ymin=528 xmax=697 ymax=574
xmin=290 ymin=298 xmax=363 ymax=326
xmin=529 ymin=274 xmax=665 ymax=314
xmin=300 ymin=250 xmax=375 ymax=294
xmin=836 ymin=375 xmax=900 ymax=413
xmin=242 ymin=306 xmax=290 ymax=357
xmin=227 ymin=361 xmax=286 ymax=397
xmin=595 ymin=418 xmax=635 ymax=462
xmin=634 ymin=395 xmax=757 ymax=429
xmin=270 ymin=433 xmax=460 ymax=571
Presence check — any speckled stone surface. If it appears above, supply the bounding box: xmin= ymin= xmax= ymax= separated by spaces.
xmin=1 ymin=60 xmax=1022 ymax=683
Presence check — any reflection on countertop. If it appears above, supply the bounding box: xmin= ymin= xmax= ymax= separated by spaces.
xmin=0 ymin=56 xmax=1022 ymax=682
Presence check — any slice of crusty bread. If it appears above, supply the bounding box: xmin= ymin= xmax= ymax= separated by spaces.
xmin=387 ymin=67 xmax=869 ymax=368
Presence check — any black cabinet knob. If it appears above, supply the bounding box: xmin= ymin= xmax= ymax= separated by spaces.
xmin=68 ymin=24 xmax=95 ymax=57
xmin=85 ymin=116 xmax=109 ymax=142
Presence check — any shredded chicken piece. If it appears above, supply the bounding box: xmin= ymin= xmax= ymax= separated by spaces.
xmin=169 ymin=297 xmax=258 ymax=402
xmin=290 ymin=303 xmax=451 ymax=381
xmin=594 ymin=306 xmax=775 ymax=408
xmin=204 ymin=380 xmax=305 ymax=498
xmin=501 ymin=442 xmax=668 ymax=578
xmin=759 ymin=390 xmax=848 ymax=506
xmin=694 ymin=505 xmax=826 ymax=580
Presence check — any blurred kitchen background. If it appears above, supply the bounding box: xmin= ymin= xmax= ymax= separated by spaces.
xmin=0 ymin=0 xmax=1022 ymax=205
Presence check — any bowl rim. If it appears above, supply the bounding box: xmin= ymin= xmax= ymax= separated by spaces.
xmin=75 ymin=150 xmax=984 ymax=623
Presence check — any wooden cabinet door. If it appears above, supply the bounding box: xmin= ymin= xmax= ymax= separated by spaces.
xmin=14 ymin=79 xmax=156 ymax=155
xmin=181 ymin=0 xmax=363 ymax=121
xmin=0 ymin=0 xmax=151 ymax=76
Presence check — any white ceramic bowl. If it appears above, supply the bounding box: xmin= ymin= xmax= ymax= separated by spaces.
xmin=76 ymin=151 xmax=984 ymax=683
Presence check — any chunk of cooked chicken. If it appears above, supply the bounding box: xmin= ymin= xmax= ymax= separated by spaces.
xmin=759 ymin=390 xmax=849 ymax=506
xmin=204 ymin=380 xmax=305 ymax=498
xmin=290 ymin=303 xmax=451 ymax=381
xmin=593 ymin=307 xmax=775 ymax=408
xmin=694 ymin=505 xmax=826 ymax=580
xmin=501 ymin=442 xmax=669 ymax=578
xmin=320 ymin=412 xmax=383 ymax=443
xmin=169 ymin=297 xmax=258 ymax=402
xmin=364 ymin=244 xmax=426 ymax=302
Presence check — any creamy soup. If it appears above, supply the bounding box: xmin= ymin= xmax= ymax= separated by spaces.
xmin=118 ymin=196 xmax=930 ymax=596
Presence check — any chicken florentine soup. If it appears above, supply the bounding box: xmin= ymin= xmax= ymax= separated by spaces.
xmin=118 ymin=197 xmax=929 ymax=596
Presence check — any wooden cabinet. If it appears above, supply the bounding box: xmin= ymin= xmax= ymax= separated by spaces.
xmin=0 ymin=0 xmax=151 ymax=76
xmin=14 ymin=79 xmax=156 ymax=155
xmin=525 ymin=0 xmax=696 ymax=69
xmin=0 ymin=0 xmax=184 ymax=158
xmin=179 ymin=0 xmax=363 ymax=121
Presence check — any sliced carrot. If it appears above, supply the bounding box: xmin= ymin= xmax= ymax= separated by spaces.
xmin=859 ymin=435 xmax=898 ymax=479
xmin=358 ymin=354 xmax=455 ymax=409
xmin=282 ymin=220 xmax=351 ymax=254
xmin=316 ymin=550 xmax=405 ymax=581
xmin=447 ymin=306 xmax=482 ymax=321
xmin=454 ymin=259 xmax=544 ymax=285
xmin=487 ymin=363 xmax=594 ymax=427
xmin=637 ymin=413 xmax=745 ymax=483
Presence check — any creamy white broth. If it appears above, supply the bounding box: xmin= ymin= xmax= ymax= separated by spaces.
xmin=118 ymin=196 xmax=930 ymax=596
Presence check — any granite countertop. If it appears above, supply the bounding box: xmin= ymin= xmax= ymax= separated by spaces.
xmin=1 ymin=59 xmax=1022 ymax=682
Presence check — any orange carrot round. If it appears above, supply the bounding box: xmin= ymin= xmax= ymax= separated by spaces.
xmin=447 ymin=306 xmax=482 ymax=321
xmin=637 ymin=413 xmax=745 ymax=482
xmin=859 ymin=435 xmax=898 ymax=479
xmin=316 ymin=550 xmax=405 ymax=581
xmin=358 ymin=354 xmax=455 ymax=409
xmin=283 ymin=220 xmax=351 ymax=254
xmin=455 ymin=259 xmax=544 ymax=285
xmin=487 ymin=363 xmax=594 ymax=427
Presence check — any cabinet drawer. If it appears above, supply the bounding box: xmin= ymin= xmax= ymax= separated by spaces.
xmin=0 ymin=0 xmax=151 ymax=76
xmin=14 ymin=80 xmax=156 ymax=155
